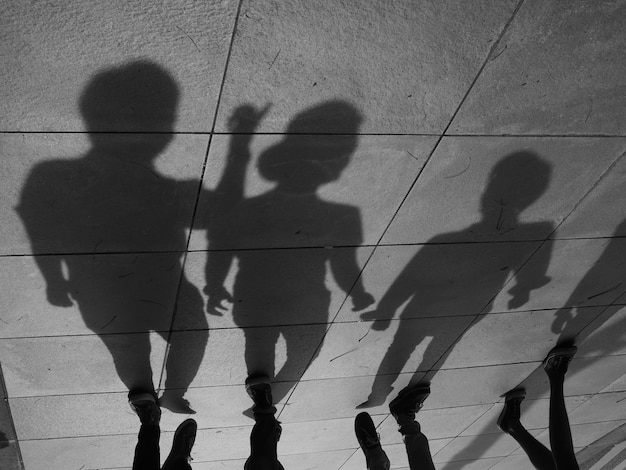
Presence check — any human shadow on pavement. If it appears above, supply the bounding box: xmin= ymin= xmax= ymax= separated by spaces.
xmin=202 ymin=101 xmax=374 ymax=405
xmin=17 ymin=61 xmax=209 ymax=413
xmin=441 ymin=217 xmax=626 ymax=468
xmin=358 ymin=151 xmax=555 ymax=408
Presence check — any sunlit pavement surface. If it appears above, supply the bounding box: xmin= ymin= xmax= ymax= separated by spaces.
xmin=1 ymin=1 xmax=626 ymax=469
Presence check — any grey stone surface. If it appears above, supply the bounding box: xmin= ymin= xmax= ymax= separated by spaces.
xmin=216 ymin=0 xmax=519 ymax=133
xmin=450 ymin=0 xmax=626 ymax=135
xmin=0 ymin=0 xmax=238 ymax=131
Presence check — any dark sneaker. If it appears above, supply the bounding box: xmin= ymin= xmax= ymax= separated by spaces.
xmin=128 ymin=390 xmax=161 ymax=425
xmin=245 ymin=375 xmax=273 ymax=411
xmin=354 ymin=412 xmax=390 ymax=470
xmin=497 ymin=388 xmax=525 ymax=434
xmin=162 ymin=418 xmax=197 ymax=470
xmin=389 ymin=384 xmax=430 ymax=422
xmin=544 ymin=345 xmax=577 ymax=378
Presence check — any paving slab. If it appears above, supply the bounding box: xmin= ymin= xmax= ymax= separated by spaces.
xmin=382 ymin=137 xmax=625 ymax=245
xmin=449 ymin=0 xmax=626 ymax=135
xmin=0 ymin=333 xmax=167 ymax=397
xmin=439 ymin=308 xmax=605 ymax=370
xmin=215 ymin=0 xmax=518 ymax=134
xmin=1 ymin=0 xmax=238 ymax=132
xmin=556 ymin=148 xmax=626 ymax=239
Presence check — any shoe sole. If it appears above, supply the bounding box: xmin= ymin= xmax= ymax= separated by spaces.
xmin=544 ymin=345 xmax=577 ymax=364
xmin=497 ymin=388 xmax=525 ymax=430
xmin=389 ymin=384 xmax=430 ymax=414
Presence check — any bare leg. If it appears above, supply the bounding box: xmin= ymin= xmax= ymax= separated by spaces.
xmin=545 ymin=347 xmax=579 ymax=470
xmin=498 ymin=389 xmax=555 ymax=470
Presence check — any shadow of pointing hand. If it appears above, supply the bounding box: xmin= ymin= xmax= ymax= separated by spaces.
xmin=360 ymin=309 xmax=392 ymax=331
xmin=227 ymin=103 xmax=272 ymax=133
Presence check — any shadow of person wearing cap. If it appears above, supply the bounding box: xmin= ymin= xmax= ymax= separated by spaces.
xmin=204 ymin=100 xmax=374 ymax=405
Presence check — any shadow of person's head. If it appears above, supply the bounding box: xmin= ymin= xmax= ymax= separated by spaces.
xmin=257 ymin=100 xmax=362 ymax=194
xmin=79 ymin=60 xmax=179 ymax=160
xmin=480 ymin=151 xmax=552 ymax=221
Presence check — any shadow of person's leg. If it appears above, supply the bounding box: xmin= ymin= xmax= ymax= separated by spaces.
xmin=99 ymin=332 xmax=154 ymax=393
xmin=272 ymin=323 xmax=327 ymax=403
xmin=161 ymin=279 xmax=208 ymax=413
xmin=546 ymin=347 xmax=579 ymax=470
xmin=243 ymin=327 xmax=280 ymax=381
xmin=361 ymin=323 xmax=426 ymax=407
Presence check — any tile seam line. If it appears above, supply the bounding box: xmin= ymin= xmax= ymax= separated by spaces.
xmin=157 ymin=0 xmax=246 ymax=392
xmin=3 ymin=131 xmax=626 ymax=137
xmin=6 ymin=322 xmax=626 ymax=341
xmin=4 ymin=233 xmax=626 ymax=258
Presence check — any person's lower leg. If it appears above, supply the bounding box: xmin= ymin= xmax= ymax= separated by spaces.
xmin=390 ymin=385 xmax=435 ymax=470
xmin=133 ymin=425 xmax=161 ymax=470
xmin=549 ymin=376 xmax=578 ymax=470
xmin=507 ymin=423 xmax=555 ymax=470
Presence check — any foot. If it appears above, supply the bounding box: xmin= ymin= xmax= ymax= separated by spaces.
xmin=544 ymin=345 xmax=577 ymax=378
xmin=354 ymin=412 xmax=390 ymax=470
xmin=159 ymin=391 xmax=196 ymax=415
xmin=245 ymin=375 xmax=274 ymax=411
xmin=389 ymin=384 xmax=430 ymax=423
xmin=128 ymin=390 xmax=161 ymax=425
xmin=162 ymin=418 xmax=197 ymax=470
xmin=497 ymin=388 xmax=525 ymax=434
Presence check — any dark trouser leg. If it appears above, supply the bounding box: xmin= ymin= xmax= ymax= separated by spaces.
xmin=133 ymin=425 xmax=160 ymax=470
xmin=399 ymin=422 xmax=435 ymax=470
xmin=549 ymin=375 xmax=579 ymax=470
xmin=507 ymin=423 xmax=556 ymax=470
xmin=244 ymin=412 xmax=284 ymax=470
